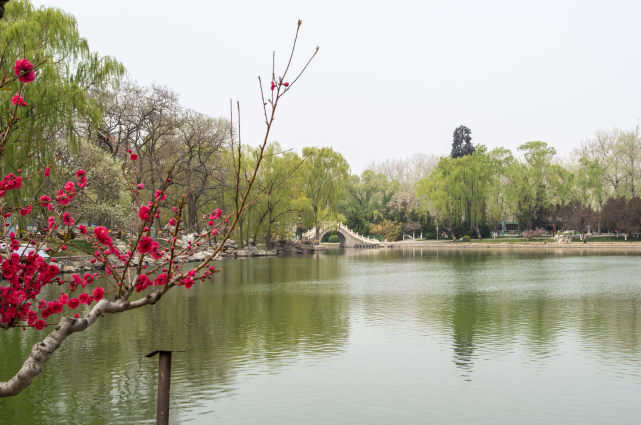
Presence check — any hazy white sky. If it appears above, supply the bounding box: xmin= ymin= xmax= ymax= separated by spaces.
xmin=32 ymin=0 xmax=641 ymax=173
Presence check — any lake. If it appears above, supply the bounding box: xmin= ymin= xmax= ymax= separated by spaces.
xmin=1 ymin=248 xmax=640 ymax=424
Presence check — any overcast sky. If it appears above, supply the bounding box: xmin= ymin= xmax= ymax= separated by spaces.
xmin=32 ymin=0 xmax=641 ymax=173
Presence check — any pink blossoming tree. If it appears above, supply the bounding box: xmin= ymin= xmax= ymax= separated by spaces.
xmin=0 ymin=20 xmax=317 ymax=397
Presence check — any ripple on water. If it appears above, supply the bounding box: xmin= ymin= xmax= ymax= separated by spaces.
xmin=1 ymin=250 xmax=641 ymax=424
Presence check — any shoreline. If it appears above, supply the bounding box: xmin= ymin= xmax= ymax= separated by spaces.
xmin=385 ymin=240 xmax=641 ymax=250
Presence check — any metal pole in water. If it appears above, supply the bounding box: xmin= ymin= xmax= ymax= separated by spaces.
xmin=146 ymin=350 xmax=183 ymax=425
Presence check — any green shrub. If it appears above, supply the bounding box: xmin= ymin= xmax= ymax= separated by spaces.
xmin=327 ymin=234 xmax=340 ymax=243
xmin=461 ymin=235 xmax=471 ymax=242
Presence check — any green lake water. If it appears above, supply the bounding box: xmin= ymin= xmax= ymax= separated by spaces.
xmin=1 ymin=248 xmax=641 ymax=424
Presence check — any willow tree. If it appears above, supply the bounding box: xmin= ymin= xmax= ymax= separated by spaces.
xmin=339 ymin=170 xmax=398 ymax=234
xmin=416 ymin=147 xmax=493 ymax=238
xmin=301 ymin=146 xmax=349 ymax=241
xmin=502 ymin=141 xmax=566 ymax=230
xmin=416 ymin=158 xmax=462 ymax=238
xmin=251 ymin=142 xmax=306 ymax=249
xmin=0 ymin=0 xmax=123 ymax=170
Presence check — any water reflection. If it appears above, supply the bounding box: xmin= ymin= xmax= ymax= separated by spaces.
xmin=0 ymin=249 xmax=640 ymax=424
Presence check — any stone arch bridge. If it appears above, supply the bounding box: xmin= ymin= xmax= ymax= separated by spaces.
xmin=302 ymin=222 xmax=382 ymax=248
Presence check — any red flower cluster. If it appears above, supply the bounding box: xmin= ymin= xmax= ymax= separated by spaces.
xmin=11 ymin=95 xmax=27 ymax=107
xmin=55 ymin=181 xmax=76 ymax=206
xmin=93 ymin=226 xmax=113 ymax=249
xmin=14 ymin=58 xmax=36 ymax=83
xmin=138 ymin=204 xmax=151 ymax=221
xmin=0 ymin=173 xmax=23 ymax=197
xmin=69 ymin=273 xmax=96 ymax=290
xmin=92 ymin=286 xmax=105 ymax=301
xmin=1 ymin=165 xmax=224 ymax=331
xmin=137 ymin=236 xmax=156 ymax=254
xmin=39 ymin=195 xmax=52 ymax=210
xmin=135 ymin=273 xmax=168 ymax=292
xmin=62 ymin=212 xmax=74 ymax=226
xmin=270 ymin=80 xmax=289 ymax=91
xmin=76 ymin=169 xmax=87 ymax=188
xmin=0 ymin=251 xmax=60 ymax=327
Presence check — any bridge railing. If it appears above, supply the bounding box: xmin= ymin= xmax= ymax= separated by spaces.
xmin=302 ymin=222 xmax=380 ymax=245
xmin=337 ymin=223 xmax=381 ymax=245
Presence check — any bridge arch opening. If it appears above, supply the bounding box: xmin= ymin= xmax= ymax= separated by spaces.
xmin=318 ymin=229 xmax=347 ymax=247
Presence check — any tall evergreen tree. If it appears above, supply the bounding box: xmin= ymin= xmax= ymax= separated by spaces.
xmin=451 ymin=125 xmax=475 ymax=158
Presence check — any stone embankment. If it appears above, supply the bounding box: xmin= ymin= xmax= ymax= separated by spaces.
xmin=54 ymin=238 xmax=315 ymax=273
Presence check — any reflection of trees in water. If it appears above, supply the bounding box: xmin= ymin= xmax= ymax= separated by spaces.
xmin=410 ymin=249 xmax=641 ymax=381
xmin=2 ymin=250 xmax=640 ymax=421
xmin=0 ymin=256 xmax=350 ymax=424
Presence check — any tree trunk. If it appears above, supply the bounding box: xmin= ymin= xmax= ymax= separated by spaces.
xmin=266 ymin=209 xmax=273 ymax=250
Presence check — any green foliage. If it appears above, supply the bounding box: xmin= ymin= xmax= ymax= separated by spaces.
xmin=327 ymin=234 xmax=339 ymax=243
xmin=501 ymin=142 xmax=567 ymax=230
xmin=62 ymin=140 xmax=130 ymax=228
xmin=416 ymin=146 xmax=493 ymax=237
xmin=301 ymin=146 xmax=349 ymax=229
xmin=1 ymin=0 xmax=124 ymax=169
xmin=250 ymin=142 xmax=306 ymax=248
xmin=370 ymin=219 xmax=402 ymax=242
xmin=461 ymin=235 xmax=471 ymax=242
xmin=339 ymin=169 xmax=397 ymax=234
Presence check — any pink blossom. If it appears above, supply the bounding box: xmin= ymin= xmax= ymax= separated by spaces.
xmin=11 ymin=95 xmax=27 ymax=107
xmin=138 ymin=205 xmax=150 ymax=221
xmin=76 ymin=169 xmax=87 ymax=188
xmin=44 ymin=167 xmax=50 ymax=177
xmin=154 ymin=274 xmax=168 ymax=286
xmin=79 ymin=225 xmax=87 ymax=235
xmin=14 ymin=59 xmax=36 ymax=83
xmin=93 ymin=226 xmax=113 ymax=248
xmin=136 ymin=274 xmax=153 ymax=292
xmin=130 ymin=153 xmax=138 ymax=160
xmin=19 ymin=205 xmax=33 ymax=216
xmin=62 ymin=212 xmax=74 ymax=226
xmin=92 ymin=286 xmax=105 ymax=301
xmin=39 ymin=195 xmax=51 ymax=208
xmin=137 ymin=236 xmax=155 ymax=254
xmin=0 ymin=174 xmax=22 ymax=196
xmin=182 ymin=277 xmax=194 ymax=289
